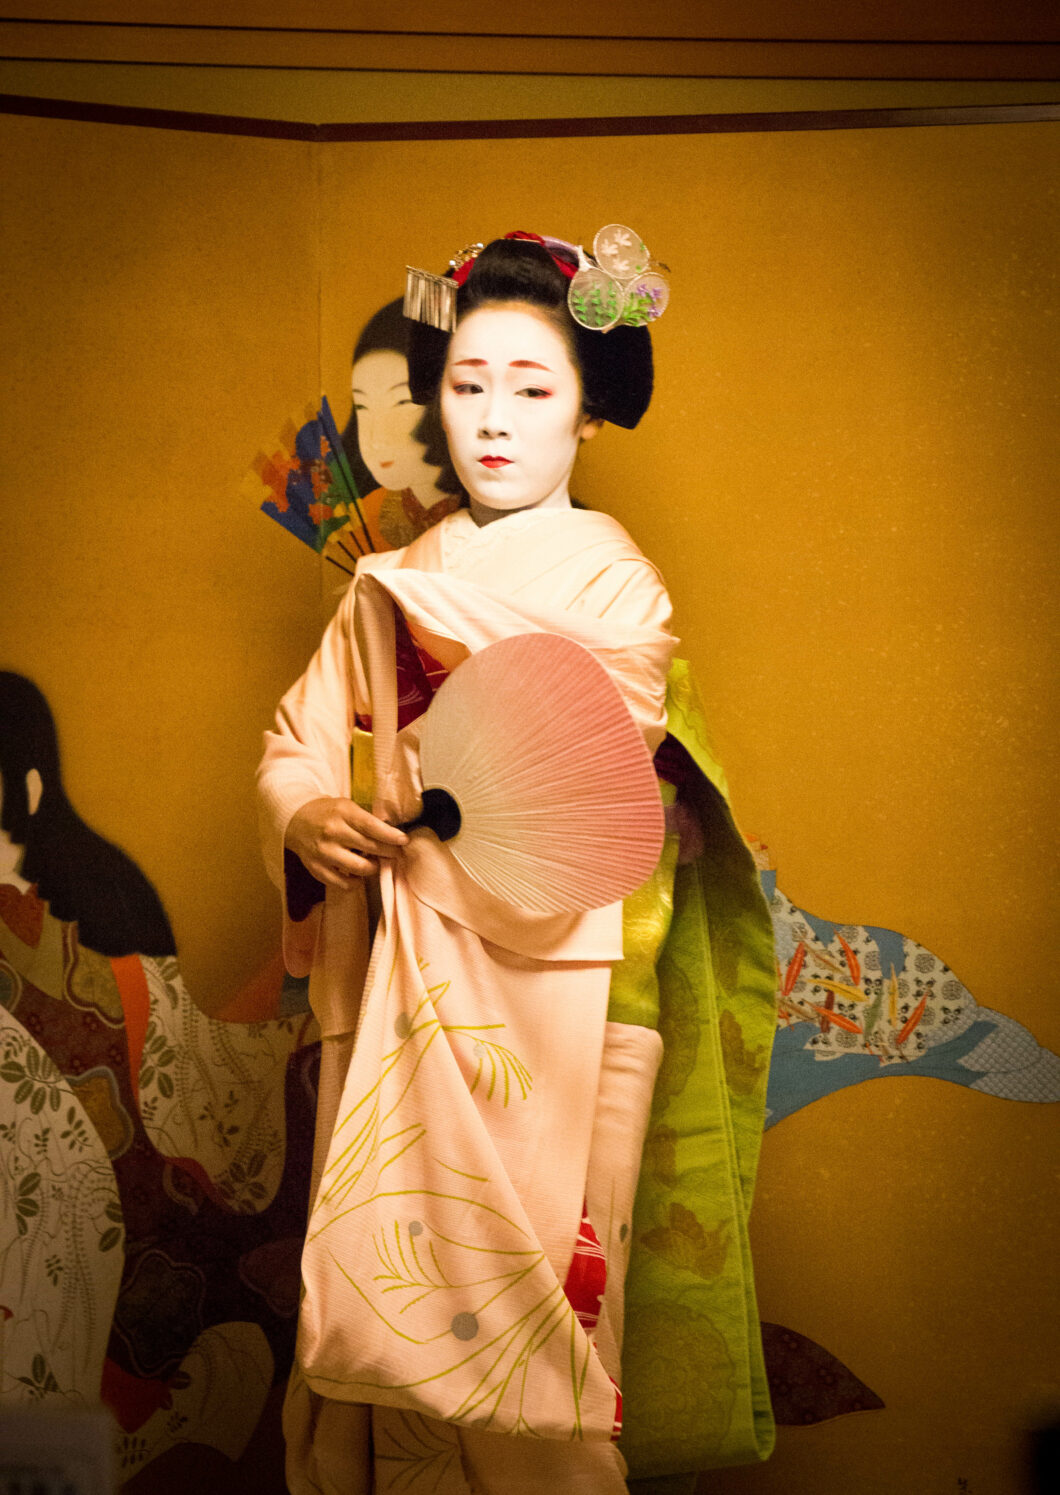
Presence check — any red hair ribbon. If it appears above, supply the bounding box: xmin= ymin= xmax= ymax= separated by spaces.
xmin=451 ymin=230 xmax=578 ymax=287
xmin=506 ymin=230 xmax=578 ymax=280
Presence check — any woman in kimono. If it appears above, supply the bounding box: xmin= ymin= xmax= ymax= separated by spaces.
xmin=258 ymin=232 xmax=775 ymax=1493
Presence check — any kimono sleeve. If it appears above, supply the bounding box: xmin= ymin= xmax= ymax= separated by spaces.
xmin=570 ymin=554 xmax=677 ymax=754
xmin=256 ymin=583 xmax=360 ymax=892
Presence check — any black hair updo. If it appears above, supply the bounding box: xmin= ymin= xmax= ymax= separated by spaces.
xmin=406 ymin=235 xmax=654 ymax=430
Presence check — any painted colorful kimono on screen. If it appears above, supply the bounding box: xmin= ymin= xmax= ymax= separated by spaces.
xmin=0 ymin=673 xmax=319 ymax=1483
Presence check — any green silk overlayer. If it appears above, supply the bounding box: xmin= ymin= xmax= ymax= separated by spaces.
xmin=615 ymin=660 xmax=777 ymax=1479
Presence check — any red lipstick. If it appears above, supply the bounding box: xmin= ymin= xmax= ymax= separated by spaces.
xmin=480 ymin=456 xmax=511 ymax=469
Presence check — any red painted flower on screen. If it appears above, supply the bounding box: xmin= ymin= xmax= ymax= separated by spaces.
xmin=308 ymin=459 xmax=333 ymax=500
xmin=255 ymin=450 xmax=300 ymax=511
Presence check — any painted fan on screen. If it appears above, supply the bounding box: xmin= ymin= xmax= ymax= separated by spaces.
xmin=250 ymin=395 xmax=374 ymax=561
xmin=403 ymin=631 xmax=664 ymax=914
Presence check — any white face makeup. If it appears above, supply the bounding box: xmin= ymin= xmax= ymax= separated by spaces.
xmin=352 ymin=348 xmax=442 ymax=493
xmin=440 ymin=305 xmax=600 ymax=523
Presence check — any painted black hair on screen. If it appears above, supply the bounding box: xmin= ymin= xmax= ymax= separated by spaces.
xmin=405 ymin=236 xmax=654 ymax=430
xmin=0 ymin=671 xmax=176 ymax=957
xmin=340 ymin=297 xmax=459 ymax=496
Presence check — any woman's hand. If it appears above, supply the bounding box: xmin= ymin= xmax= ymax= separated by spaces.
xmin=285 ymin=797 xmax=408 ymax=886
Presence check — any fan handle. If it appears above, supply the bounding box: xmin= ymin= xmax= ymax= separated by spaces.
xmin=399 ymin=787 xmax=462 ymax=843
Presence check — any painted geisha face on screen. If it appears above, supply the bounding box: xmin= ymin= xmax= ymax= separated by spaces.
xmin=352 ymin=348 xmax=439 ymax=493
xmin=339 ymin=298 xmax=461 ymax=551
xmin=440 ymin=304 xmax=602 ymax=525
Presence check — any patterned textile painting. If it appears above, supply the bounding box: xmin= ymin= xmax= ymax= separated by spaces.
xmin=758 ymin=857 xmax=1060 ymax=1122
xmin=0 ymin=673 xmax=319 ymax=1485
xmin=751 ymin=843 xmax=1060 ymax=1426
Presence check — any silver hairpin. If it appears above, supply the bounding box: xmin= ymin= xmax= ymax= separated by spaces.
xmin=404 ymin=266 xmax=459 ymax=332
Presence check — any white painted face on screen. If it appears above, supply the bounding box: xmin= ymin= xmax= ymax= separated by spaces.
xmin=0 ymin=767 xmax=39 ymax=888
xmin=352 ymin=348 xmax=440 ymax=492
xmin=440 ymin=305 xmax=601 ymax=521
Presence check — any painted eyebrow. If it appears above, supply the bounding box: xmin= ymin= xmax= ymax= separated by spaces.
xmin=450 ymin=357 xmax=553 ymax=372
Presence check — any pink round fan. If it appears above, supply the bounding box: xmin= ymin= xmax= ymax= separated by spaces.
xmin=406 ymin=631 xmax=664 ymax=914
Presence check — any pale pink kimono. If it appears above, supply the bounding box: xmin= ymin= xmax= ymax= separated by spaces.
xmin=257 ymin=507 xmax=677 ymax=1494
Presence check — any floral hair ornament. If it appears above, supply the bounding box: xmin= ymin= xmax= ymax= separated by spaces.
xmin=403 ymin=226 xmax=669 ymax=334
xmin=568 ymin=224 xmax=670 ymax=333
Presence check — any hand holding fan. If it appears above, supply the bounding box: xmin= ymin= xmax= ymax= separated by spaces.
xmin=401 ymin=631 xmax=664 ymax=914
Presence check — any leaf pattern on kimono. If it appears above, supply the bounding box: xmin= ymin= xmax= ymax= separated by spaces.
xmin=0 ymin=1007 xmax=123 ymax=1402
xmin=459 ymin=1035 xmax=532 ymax=1106
xmin=306 ymin=929 xmax=616 ymax=1440
xmin=719 ymin=1008 xmax=769 ymax=1097
xmin=135 ymin=956 xmax=305 ymax=1212
xmin=651 ymin=957 xmax=700 ymax=1112
xmin=641 ymin=1124 xmax=677 ymax=1188
xmin=375 ymin=1408 xmax=465 ymax=1492
xmin=639 ymin=1202 xmax=730 ymax=1280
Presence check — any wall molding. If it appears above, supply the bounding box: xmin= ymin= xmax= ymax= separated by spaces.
xmin=2 ymin=91 xmax=1058 ymax=141
xmin=2 ymin=19 xmax=1059 ymax=79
